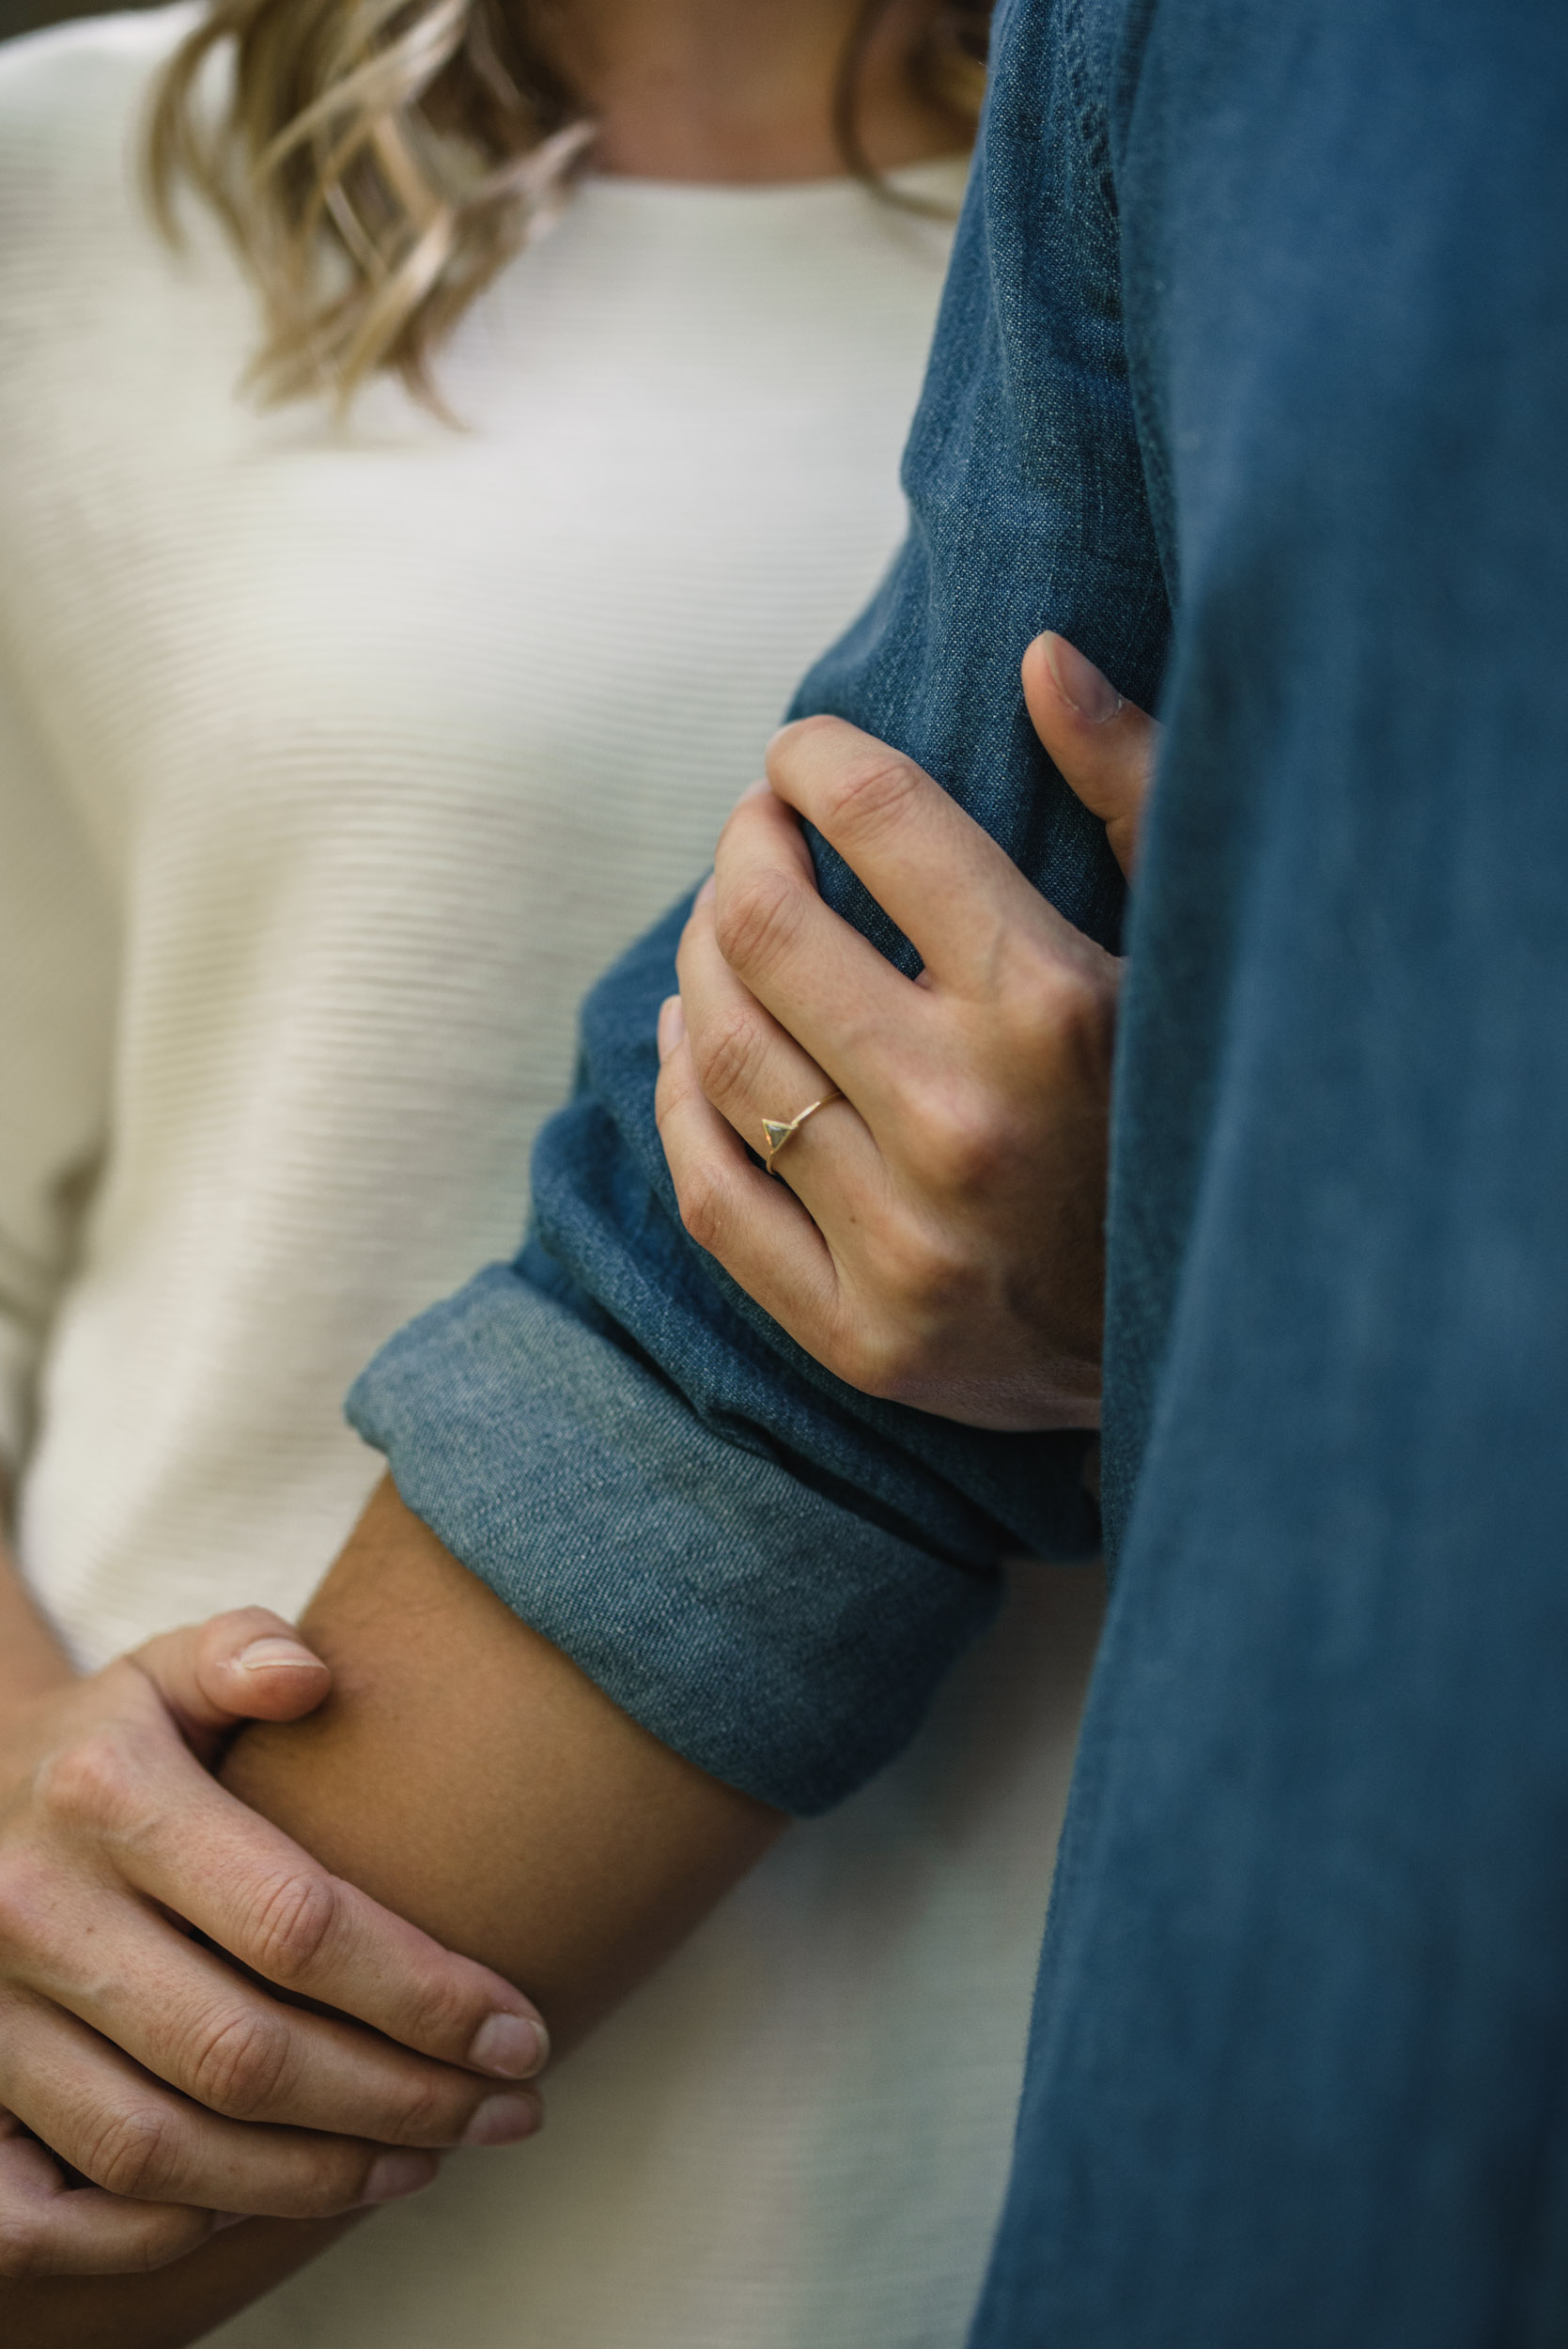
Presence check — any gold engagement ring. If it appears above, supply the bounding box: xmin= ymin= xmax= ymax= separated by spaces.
xmin=761 ymin=1091 xmax=842 ymax=1175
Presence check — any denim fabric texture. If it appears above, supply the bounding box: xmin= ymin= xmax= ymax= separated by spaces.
xmin=349 ymin=0 xmax=1169 ymax=1810
xmin=354 ymin=0 xmax=1568 ymax=2326
xmin=966 ymin=0 xmax=1568 ymax=2341
xmin=349 ymin=1265 xmax=998 ymax=1812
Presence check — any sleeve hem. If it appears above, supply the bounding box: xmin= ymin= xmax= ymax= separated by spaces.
xmin=346 ymin=1264 xmax=1001 ymax=1816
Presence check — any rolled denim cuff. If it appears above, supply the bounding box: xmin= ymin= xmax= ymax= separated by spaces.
xmin=347 ymin=1263 xmax=1001 ymax=1816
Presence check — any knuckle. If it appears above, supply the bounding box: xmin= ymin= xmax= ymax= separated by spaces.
xmin=1007 ymin=949 xmax=1116 ymax=1070
xmin=824 ymin=1222 xmax=989 ymax=1406
xmin=184 ymin=2003 xmax=292 ymax=2120
xmin=836 ymin=1314 xmax=955 ymax=1411
xmin=245 ymin=1868 xmax=341 ymax=1985
xmin=1059 ymin=966 xmax=1119 ymax=1072
xmin=129 ymin=2209 xmax=217 ymax=2276
xmin=815 ymin=742 xmax=922 ymax=844
xmin=906 ymin=1081 xmax=1021 ymax=1195
xmin=33 ymin=1727 xmax=149 ymax=1840
xmin=881 ymin=1221 xmax=978 ymax=1317
xmin=823 ymin=1317 xmax=897 ymax=1398
xmin=384 ymin=2069 xmax=461 ymax=2146
xmin=712 ymin=864 xmax=807 ymax=980
xmin=84 ymin=2100 xmax=178 ymax=2201
xmin=827 ymin=1313 xmax=925 ymax=1405
xmin=290 ymin=2140 xmax=372 ymax=2219
xmin=691 ymin=1000 xmax=769 ymax=1111
xmin=383 ymin=1953 xmax=473 ymax=2056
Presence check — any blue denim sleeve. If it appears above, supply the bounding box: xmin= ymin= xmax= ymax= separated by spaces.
xmin=968 ymin=0 xmax=1568 ymax=2339
xmin=348 ymin=0 xmax=1171 ymax=1816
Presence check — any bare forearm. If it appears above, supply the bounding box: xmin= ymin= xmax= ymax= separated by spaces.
xmin=3 ymin=1480 xmax=784 ymax=2346
xmin=228 ymin=1479 xmax=786 ymax=2047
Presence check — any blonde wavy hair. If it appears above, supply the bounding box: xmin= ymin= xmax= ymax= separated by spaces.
xmin=147 ymin=0 xmax=990 ymax=412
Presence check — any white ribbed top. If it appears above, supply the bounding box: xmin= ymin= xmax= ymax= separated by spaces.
xmin=0 ymin=6 xmax=963 ymax=1655
xmin=0 ymin=15 xmax=1094 ymax=2349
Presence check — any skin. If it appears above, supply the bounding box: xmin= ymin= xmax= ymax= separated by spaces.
xmin=656 ymin=632 xmax=1159 ymax=1431
xmin=0 ymin=632 xmax=1159 ymax=2348
xmin=0 ymin=1 xmax=973 ymax=2335
xmin=559 ymin=0 xmax=971 ymax=181
xmin=0 ymin=1502 xmax=555 ymax=2279
xmin=0 ymin=1483 xmax=783 ymax=2345
xmin=0 ymin=1653 xmax=534 ymax=2235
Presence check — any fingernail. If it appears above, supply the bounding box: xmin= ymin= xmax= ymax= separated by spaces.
xmin=362 ymin=2151 xmax=439 ymax=2205
xmin=1043 ymin=635 xmax=1122 ymax=724
xmin=463 ymin=2092 xmax=542 ymax=2148
xmin=234 ymin=1636 xmax=324 ymax=1673
xmin=656 ymin=995 xmax=686 ymax=1066
xmin=467 ymin=2011 xmax=550 ymax=2078
xmin=694 ymin=872 xmax=716 ymax=907
xmin=210 ymin=2212 xmax=247 ymax=2232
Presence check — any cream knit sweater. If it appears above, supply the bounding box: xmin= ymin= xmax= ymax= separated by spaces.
xmin=0 ymin=14 xmax=1097 ymax=2345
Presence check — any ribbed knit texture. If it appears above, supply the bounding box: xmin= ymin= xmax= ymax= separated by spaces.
xmin=0 ymin=15 xmax=1093 ymax=2346
xmin=0 ymin=6 xmax=963 ymax=1656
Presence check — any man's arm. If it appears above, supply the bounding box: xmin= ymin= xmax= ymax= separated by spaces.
xmin=337 ymin=30 xmax=1165 ymax=1825
xmin=3 ymin=1478 xmax=783 ymax=2348
xmin=226 ymin=1479 xmax=784 ymax=2048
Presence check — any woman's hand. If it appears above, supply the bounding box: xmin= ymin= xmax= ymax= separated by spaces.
xmin=0 ymin=1606 xmax=548 ymax=2279
xmin=655 ymin=633 xmax=1159 ymax=1431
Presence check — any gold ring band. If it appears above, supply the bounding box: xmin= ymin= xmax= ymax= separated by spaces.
xmin=761 ymin=1091 xmax=842 ymax=1174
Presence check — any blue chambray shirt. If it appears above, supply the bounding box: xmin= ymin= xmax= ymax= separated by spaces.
xmin=353 ymin=0 xmax=1568 ymax=2333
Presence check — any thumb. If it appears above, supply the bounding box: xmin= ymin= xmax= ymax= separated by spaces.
xmin=1021 ymin=632 xmax=1160 ymax=880
xmin=129 ymin=1607 xmax=332 ymax=1760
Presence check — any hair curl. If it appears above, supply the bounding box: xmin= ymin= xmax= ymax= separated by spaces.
xmin=147 ymin=0 xmax=991 ymax=411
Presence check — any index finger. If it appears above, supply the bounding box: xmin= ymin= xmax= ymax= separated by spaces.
xmin=115 ymin=1752 xmax=545 ymax=2081
xmin=764 ymin=714 xmax=1090 ymax=993
xmin=0 ymin=2110 xmax=217 ymax=2278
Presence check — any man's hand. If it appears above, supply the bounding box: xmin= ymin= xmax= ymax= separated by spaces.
xmin=0 ymin=1606 xmax=547 ymax=2279
xmin=655 ymin=632 xmax=1159 ymax=1431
